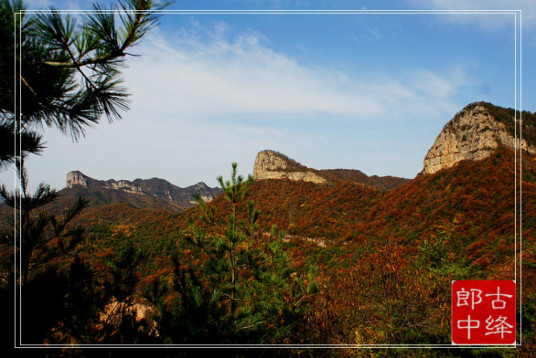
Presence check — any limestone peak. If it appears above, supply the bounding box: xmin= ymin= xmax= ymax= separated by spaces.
xmin=252 ymin=150 xmax=410 ymax=190
xmin=66 ymin=170 xmax=89 ymax=188
xmin=422 ymin=102 xmax=536 ymax=175
xmin=252 ymin=150 xmax=330 ymax=184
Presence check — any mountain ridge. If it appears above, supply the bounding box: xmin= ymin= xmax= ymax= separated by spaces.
xmin=62 ymin=170 xmax=222 ymax=210
xmin=252 ymin=149 xmax=410 ymax=190
xmin=252 ymin=102 xmax=536 ymax=186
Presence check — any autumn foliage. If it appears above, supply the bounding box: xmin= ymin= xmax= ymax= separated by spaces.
xmin=1 ymin=148 xmax=535 ymax=356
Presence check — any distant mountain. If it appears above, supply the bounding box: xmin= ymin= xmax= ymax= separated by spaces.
xmin=57 ymin=171 xmax=223 ymax=211
xmin=252 ymin=149 xmax=410 ymax=191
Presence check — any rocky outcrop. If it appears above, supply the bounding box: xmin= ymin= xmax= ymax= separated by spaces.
xmin=108 ymin=180 xmax=144 ymax=195
xmin=252 ymin=150 xmax=410 ymax=190
xmin=185 ymin=182 xmax=222 ymax=204
xmin=67 ymin=171 xmax=144 ymax=195
xmin=422 ymin=102 xmax=536 ymax=175
xmin=66 ymin=171 xmax=88 ymax=188
xmin=253 ymin=150 xmax=330 ymax=184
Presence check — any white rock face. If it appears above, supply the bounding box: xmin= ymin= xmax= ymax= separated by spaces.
xmin=66 ymin=171 xmax=144 ymax=195
xmin=422 ymin=104 xmax=536 ymax=175
xmin=253 ymin=150 xmax=329 ymax=184
xmin=107 ymin=180 xmax=144 ymax=195
xmin=66 ymin=171 xmax=88 ymax=188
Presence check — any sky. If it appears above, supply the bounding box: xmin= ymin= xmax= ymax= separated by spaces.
xmin=2 ymin=0 xmax=535 ymax=191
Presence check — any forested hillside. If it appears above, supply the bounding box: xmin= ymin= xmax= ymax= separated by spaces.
xmin=2 ymin=146 xmax=533 ymax=356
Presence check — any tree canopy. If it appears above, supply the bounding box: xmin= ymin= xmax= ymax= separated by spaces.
xmin=0 ymin=0 xmax=166 ymax=168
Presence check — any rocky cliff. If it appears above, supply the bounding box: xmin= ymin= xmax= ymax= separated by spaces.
xmin=66 ymin=171 xmax=89 ymax=188
xmin=252 ymin=150 xmax=409 ymax=190
xmin=422 ymin=102 xmax=536 ymax=175
xmin=253 ymin=150 xmax=330 ymax=184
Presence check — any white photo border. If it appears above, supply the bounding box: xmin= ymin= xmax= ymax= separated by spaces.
xmin=13 ymin=8 xmax=523 ymax=350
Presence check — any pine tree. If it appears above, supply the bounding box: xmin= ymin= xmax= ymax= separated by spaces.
xmin=0 ymin=0 xmax=166 ymax=166
xmin=0 ymin=0 xmax=167 ymax=281
xmin=147 ymin=163 xmax=318 ymax=343
xmin=0 ymin=161 xmax=88 ymax=285
xmin=0 ymin=0 xmax=167 ymax=346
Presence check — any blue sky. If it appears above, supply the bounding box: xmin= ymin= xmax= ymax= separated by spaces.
xmin=3 ymin=0 xmax=534 ymax=191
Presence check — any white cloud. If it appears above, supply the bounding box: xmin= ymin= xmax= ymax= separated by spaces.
xmin=1 ymin=19 xmax=474 ymax=192
xmin=124 ymin=25 xmax=466 ymax=125
xmin=411 ymin=69 xmax=468 ymax=98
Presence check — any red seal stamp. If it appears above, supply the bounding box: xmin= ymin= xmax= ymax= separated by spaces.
xmin=452 ymin=280 xmax=516 ymax=345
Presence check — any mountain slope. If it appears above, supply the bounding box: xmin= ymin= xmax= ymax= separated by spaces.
xmin=3 ymin=101 xmax=536 ymax=349
xmin=320 ymin=168 xmax=410 ymax=191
